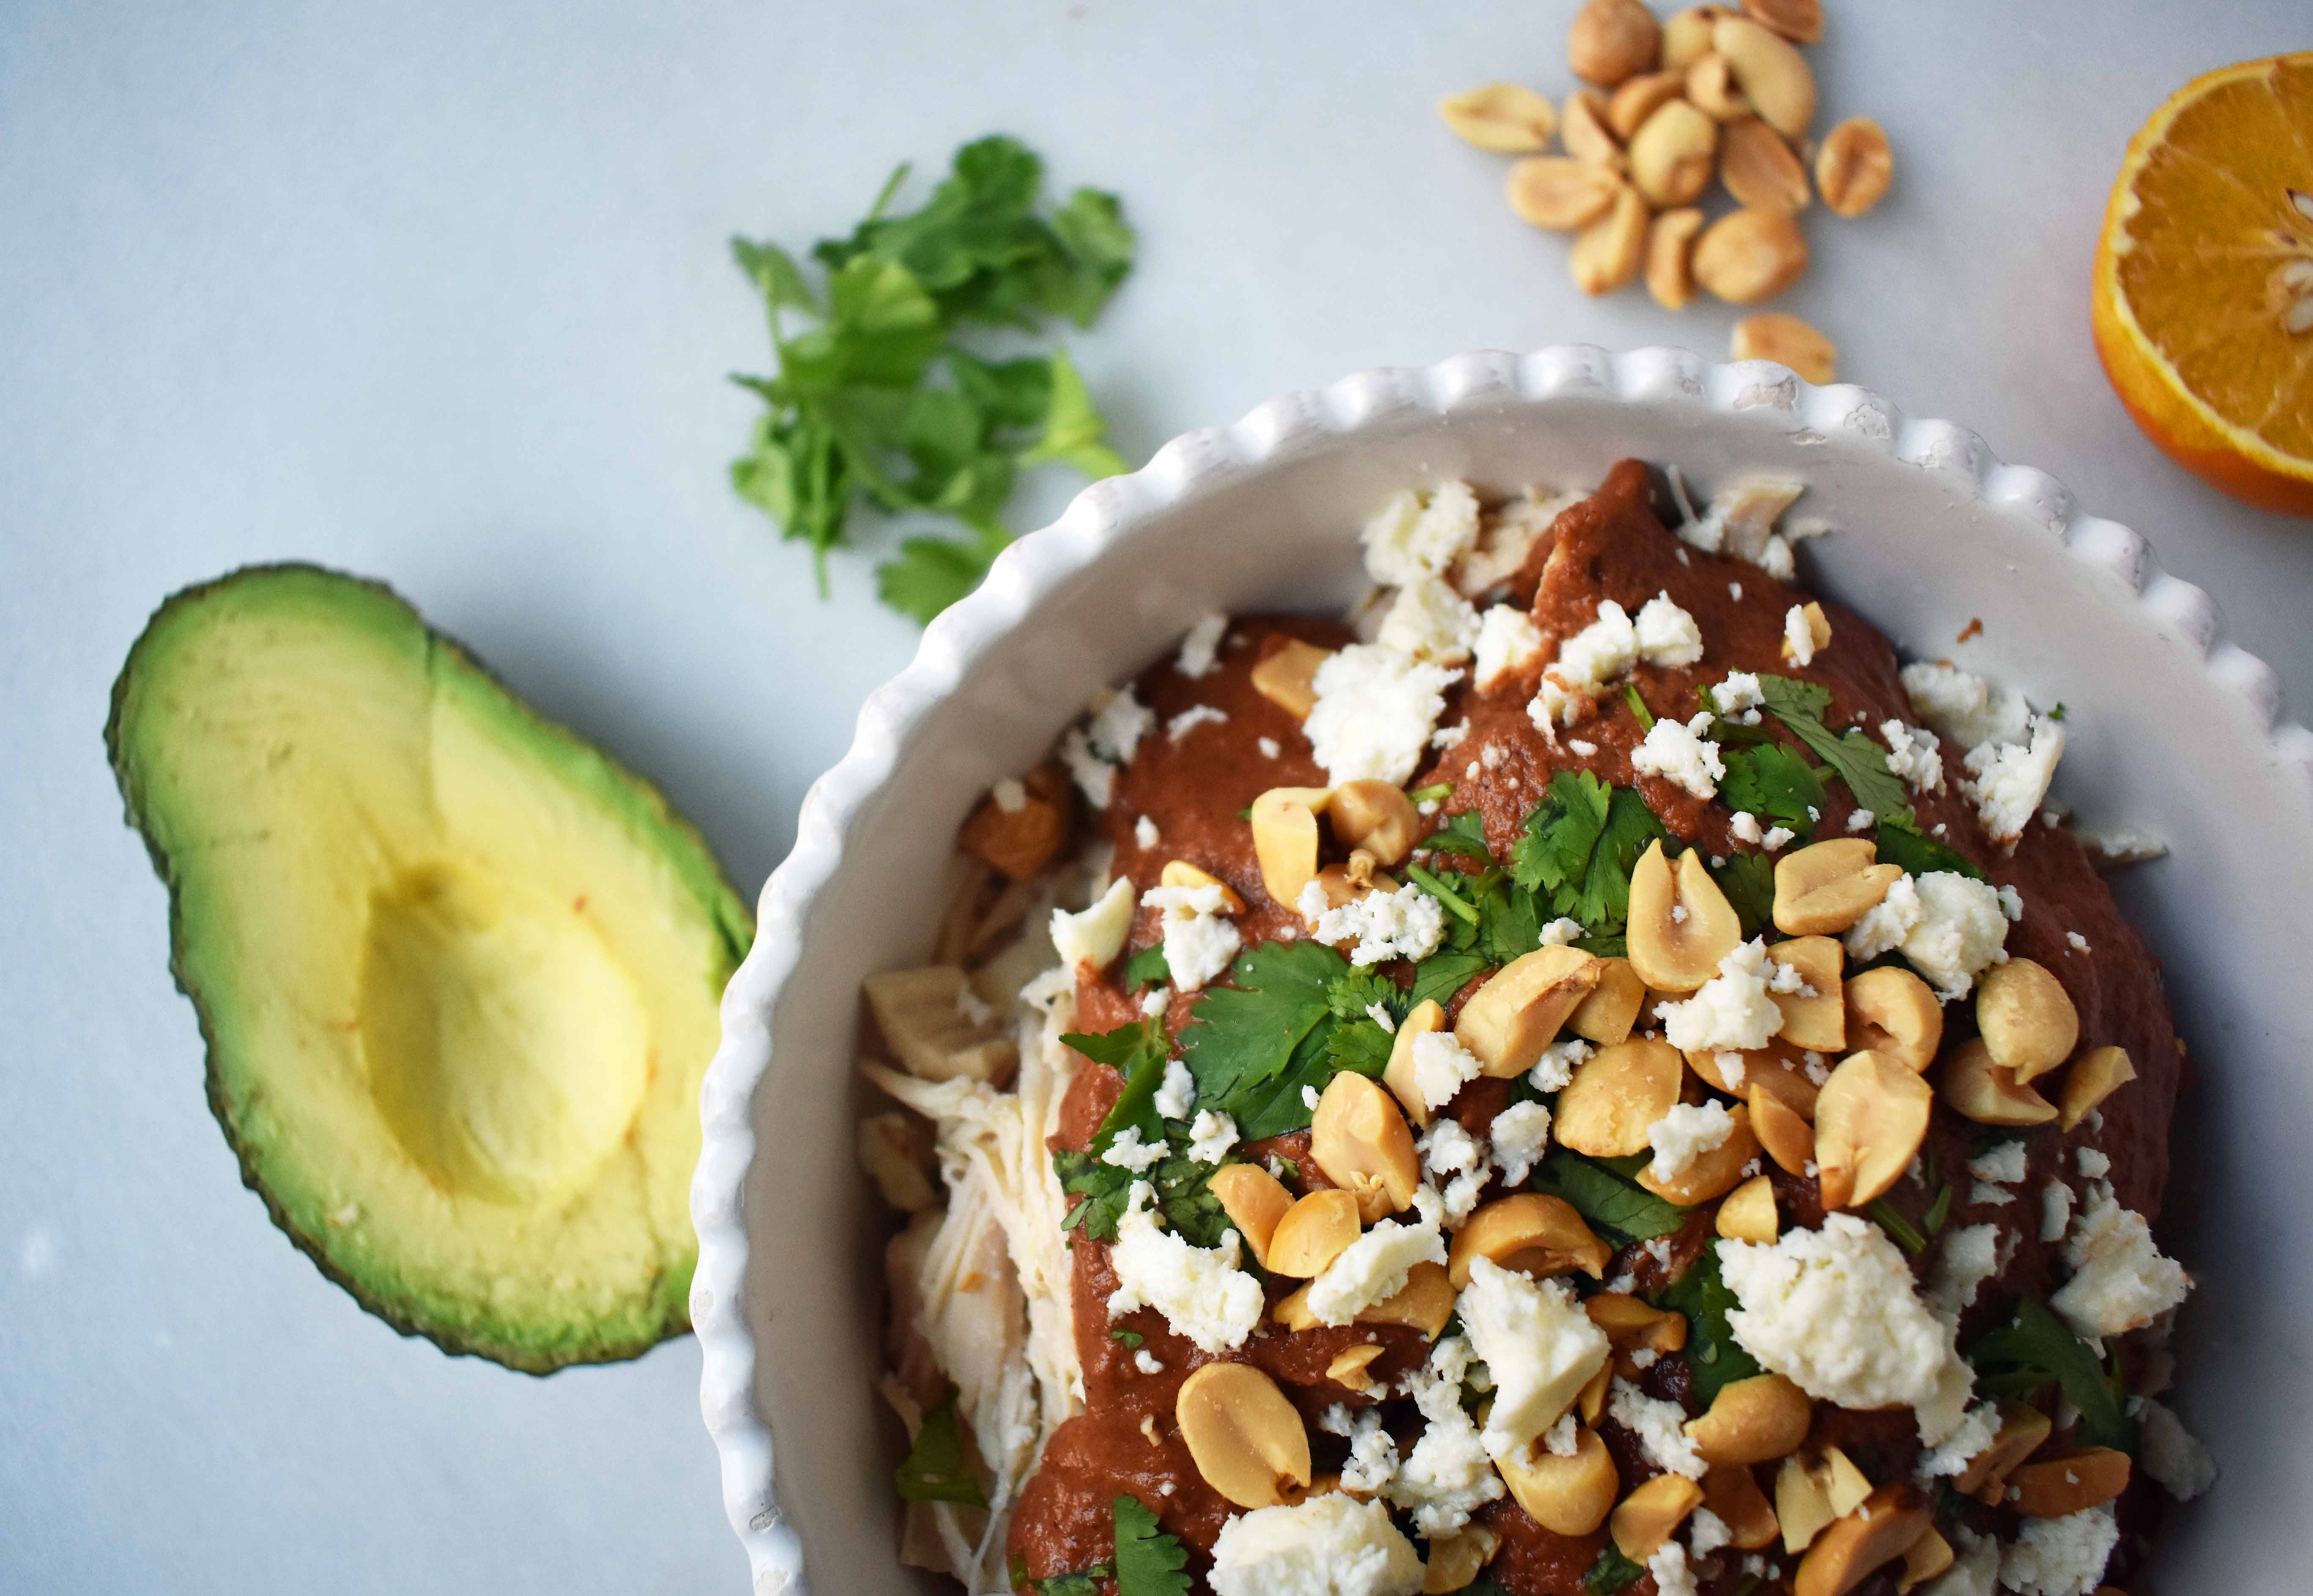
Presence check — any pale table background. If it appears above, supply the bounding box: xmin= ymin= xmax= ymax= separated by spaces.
xmin=3 ymin=1 xmax=2305 ymax=1591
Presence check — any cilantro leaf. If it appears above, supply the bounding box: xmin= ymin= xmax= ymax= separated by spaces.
xmin=1582 ymin=1540 xmax=1645 ymax=1595
xmin=1407 ymin=950 xmax=1490 ymax=1013
xmin=876 ymin=525 xmax=1011 ymax=625
xmin=1531 ymin=1151 xmax=1688 ymax=1246
xmin=1053 ymin=1137 xmax=1226 ymax=1246
xmin=1020 ymin=347 xmax=1128 ymax=478
xmin=1111 ymin=1495 xmax=1191 ymax=1596
xmin=1757 ymin=675 xmax=1913 ymax=826
xmin=1426 ymin=809 xmax=1493 ymax=864
xmin=893 ymin=1386 xmax=985 ymax=1506
xmin=1709 ymin=850 xmax=1778 ymax=941
xmin=1655 ymin=1241 xmax=1764 ymax=1403
xmin=1178 ymin=940 xmax=1344 ymax=1107
xmin=1875 ymin=819 xmax=1987 ymax=882
xmin=1580 ymin=787 xmax=1670 ymax=928
xmin=1062 ymin=1016 xmax=1172 ymax=1152
xmin=1048 ymin=187 xmax=1137 ymax=326
xmin=1965 ymin=1298 xmax=2134 ymax=1451
xmin=1035 ymin=1571 xmax=1109 ymax=1596
xmin=1513 ymin=770 xmax=1611 ymax=901
xmin=1124 ymin=946 xmax=1172 ymax=991
xmin=1718 ymin=742 xmax=1826 ymax=834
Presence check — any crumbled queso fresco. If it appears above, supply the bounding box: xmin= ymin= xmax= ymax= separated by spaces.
xmin=853 ymin=462 xmax=2201 ymax=1596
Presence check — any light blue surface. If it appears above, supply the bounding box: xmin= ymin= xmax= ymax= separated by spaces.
xmin=2 ymin=1 xmax=2305 ymax=1591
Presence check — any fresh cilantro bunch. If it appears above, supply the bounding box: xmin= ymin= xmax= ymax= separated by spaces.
xmin=727 ymin=135 xmax=1136 ymax=623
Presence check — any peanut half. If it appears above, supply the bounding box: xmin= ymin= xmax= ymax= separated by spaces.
xmin=1717 ymin=1171 xmax=1779 ymax=1242
xmin=1773 ymin=839 xmax=1899 ymax=936
xmin=1812 ymin=1050 xmax=1933 ymax=1210
xmin=1264 ymin=1189 xmax=1365 ymax=1278
xmin=1612 ymin=1473 xmax=1706 ymax=1562
xmin=1750 ymin=1083 xmax=1815 ymax=1174
xmin=1568 ymin=0 xmax=1663 ymax=87
xmin=1628 ymin=839 xmax=1744 ymax=990
xmin=1252 ymin=786 xmax=1332 ymax=910
xmin=1554 ymin=1038 xmax=1686 ymax=1157
xmin=1794 ymin=1483 xmax=1932 ymax=1596
xmin=1311 ymin=1071 xmax=1422 ymax=1222
xmin=1422 ymin=1525 xmax=1500 ymax=1594
xmin=1734 ymin=312 xmax=1838 ymax=385
xmin=1975 ymin=958 xmax=2079 ymax=1084
xmin=1439 ymin=82 xmax=1560 ymax=153
xmin=1645 ymin=207 xmax=1708 ymax=310
xmin=1383 ymin=998 xmax=1450 ymax=1127
xmin=1704 ymin=1462 xmax=1782 ymax=1550
xmin=1607 ymin=68 xmax=1689 ymax=140
xmin=1448 ymin=1193 xmax=1612 ymax=1287
xmin=1712 ymin=13 xmax=1817 ymax=138
xmin=1330 ymin=779 xmax=1421 ymax=866
xmin=1663 ymin=5 xmax=1735 ymax=71
xmin=1940 ymin=1038 xmax=2059 ymax=1127
xmin=1499 ymin=1424 xmax=1620 ymax=1535
xmin=1455 ymin=945 xmax=1602 ymax=1076
xmin=1842 ymin=966 xmax=1942 ymax=1072
xmin=2007 ymin=1448 xmax=2131 ymax=1518
xmin=1175 ymin=1362 xmax=1312 ymax=1509
xmin=2059 ymin=1045 xmax=2136 ymax=1131
xmin=1741 ymin=0 xmax=1823 ymax=44
xmin=1639 ymin=1103 xmax=1762 ymax=1205
xmin=1685 ymin=1373 xmax=1813 ymax=1466
xmin=1693 ymin=206 xmax=1810 ymax=305
xmin=1816 ymin=117 xmax=1894 ymax=218
xmin=1571 ymin=184 xmax=1651 ymax=295
xmin=1720 ymin=117 xmax=1812 ymax=213
xmin=1209 ymin=1163 xmax=1294 ymax=1267
xmin=1630 ymin=98 xmax=1721 ymax=208
xmin=1684 ymin=52 xmax=1752 ymax=120
xmin=1249 ymin=639 xmax=1332 ymax=719
xmin=1560 ymin=89 xmax=1629 ymax=170
xmin=1765 ymin=935 xmax=1844 ymax=1049
xmin=1507 ymin=157 xmax=1625 ymax=232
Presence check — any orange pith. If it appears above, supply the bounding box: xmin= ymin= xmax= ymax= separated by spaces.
xmin=2090 ymin=53 xmax=2313 ymax=517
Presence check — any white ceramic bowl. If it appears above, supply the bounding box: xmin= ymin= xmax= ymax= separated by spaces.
xmin=692 ymin=345 xmax=2313 ymax=1595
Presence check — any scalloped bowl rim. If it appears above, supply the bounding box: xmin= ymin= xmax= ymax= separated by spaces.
xmin=690 ymin=344 xmax=2313 ymax=1594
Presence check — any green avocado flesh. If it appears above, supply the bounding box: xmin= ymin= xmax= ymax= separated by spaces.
xmin=107 ymin=565 xmax=752 ymax=1372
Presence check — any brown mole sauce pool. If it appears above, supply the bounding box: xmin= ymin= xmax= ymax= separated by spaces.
xmin=1003 ymin=461 xmax=2185 ymax=1595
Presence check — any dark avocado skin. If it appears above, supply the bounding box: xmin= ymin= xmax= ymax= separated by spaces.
xmin=106 ymin=563 xmax=751 ymax=1373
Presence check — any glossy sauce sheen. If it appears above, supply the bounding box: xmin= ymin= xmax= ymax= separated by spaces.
xmin=1007 ymin=462 xmax=2184 ymax=1594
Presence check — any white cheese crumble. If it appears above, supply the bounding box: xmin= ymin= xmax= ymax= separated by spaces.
xmin=1527 ymin=1038 xmax=1593 ymax=1094
xmin=1408 ymin=1029 xmax=1486 ymax=1112
xmin=1721 ymin=1213 xmax=1976 ymax=1445
xmin=2067 ymin=930 xmax=2091 ymax=953
xmin=2040 ymin=1181 xmax=2075 ymax=1243
xmin=1928 ymin=1223 xmax=2004 ymax=1317
xmin=1609 ymin=1377 xmax=1706 ymax=1479
xmin=1367 ymin=1002 xmax=1397 ymax=1033
xmin=2077 ymin=1148 xmax=2111 ymax=1179
xmin=1900 ymin=661 xmax=2033 ymax=749
xmin=1418 ymin=1116 xmax=1489 ymax=1224
xmin=1646 ymin=1101 xmax=1738 ymax=1181
xmin=1538 ymin=916 xmax=1586 ymax=947
xmin=1167 ymin=703 xmax=1229 ymax=741
xmin=1207 ymin=1492 xmax=1424 ymax=1596
xmin=1087 ymin=686 xmax=1154 ymax=763
xmin=1630 ymin=713 xmax=1726 ymax=799
xmin=2132 ymin=1396 xmax=2217 ymax=1501
xmin=1175 ymin=612 xmax=1228 ymax=679
xmin=1319 ymin=1403 xmax=1403 ymax=1495
xmin=1306 ymin=1189 xmax=1449 ymax=1325
xmin=1565 ymin=738 xmax=1598 ymax=757
xmin=1378 ymin=577 xmax=1481 ymax=664
xmin=1141 ymin=881 xmax=1243 ymax=992
xmin=2050 ymin=1186 xmax=2191 ymax=1339
xmin=1634 ymin=590 xmax=1706 ymax=667
xmin=1490 ymin=1100 xmax=1553 ymax=1184
xmin=1141 ymin=984 xmax=1170 ymax=1017
xmin=1459 ymin=1257 xmax=1610 ymax=1461
xmin=1105 ymin=1181 xmax=1262 ymax=1353
xmin=1133 ymin=813 xmax=1160 ymax=849
xmin=1553 ymin=599 xmax=1639 ymax=691
xmin=1969 ymin=1141 xmax=2027 ymax=1187
xmin=1153 ymin=1058 xmax=1196 ymax=1121
xmin=1188 ymin=1110 xmax=1240 ymax=1164
xmin=1050 ymin=876 xmax=1136 ymax=971
xmin=1842 ymin=871 xmax=1921 ymax=960
xmin=1782 ymin=604 xmax=1818 ymax=666
xmin=1715 ymin=670 xmax=1765 ymax=723
xmin=1900 ymin=872 xmax=2011 ymax=1000
xmin=1258 ymin=735 xmax=1281 ymax=759
xmin=1998 ymin=1504 xmax=2118 ymax=1596
xmin=1473 ymin=603 xmax=1547 ymax=690
xmin=1881 ymin=720 xmax=1946 ymax=793
xmin=1058 ymin=727 xmax=1116 ymax=809
xmin=1305 ymin=644 xmax=1458 ymax=785
xmin=1688 ymin=1507 xmax=1733 ymax=1559
xmin=1918 ymin=1401 xmax=2001 ymax=1481
xmin=1924 ymin=1526 xmax=2000 ymax=1596
xmin=1997 ymin=884 xmax=2024 ymax=921
xmin=1963 ymin=714 xmax=2066 ymax=842
xmin=1302 ymin=880 xmax=1448 ymax=967
xmin=1361 ymin=483 xmax=1483 ymax=588
xmin=1100 ymin=1126 xmax=1167 ymax=1172
xmin=1657 ymin=938 xmax=1786 ymax=1052
xmin=1133 ymin=1348 xmax=1163 ymax=1375
xmin=1386 ymin=1334 xmax=1505 ymax=1535
xmin=1846 ymin=807 xmax=1876 ymax=832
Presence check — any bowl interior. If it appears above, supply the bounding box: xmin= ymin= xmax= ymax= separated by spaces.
xmin=719 ymin=350 xmax=2313 ymax=1594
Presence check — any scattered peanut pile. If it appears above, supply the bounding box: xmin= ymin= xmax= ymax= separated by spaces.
xmin=1440 ymin=0 xmax=1893 ymax=384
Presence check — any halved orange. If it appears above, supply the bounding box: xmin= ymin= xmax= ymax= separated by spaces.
xmin=2091 ymin=53 xmax=2313 ymax=517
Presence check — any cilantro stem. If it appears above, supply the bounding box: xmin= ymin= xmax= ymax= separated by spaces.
xmin=1402 ymin=863 xmax=1479 ymax=926
xmin=1864 ymin=1198 xmax=1927 ymax=1256
xmin=1623 ymin=683 xmax=1655 ymax=730
xmin=1407 ymin=782 xmax=1454 ymax=804
xmin=865 ymin=161 xmax=911 ymax=221
xmin=1923 ymin=1183 xmax=1954 ymax=1240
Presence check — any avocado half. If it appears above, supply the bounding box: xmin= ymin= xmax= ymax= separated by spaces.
xmin=106 ymin=565 xmax=753 ymax=1372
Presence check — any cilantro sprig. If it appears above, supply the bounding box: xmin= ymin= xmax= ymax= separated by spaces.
xmin=1754 ymin=676 xmax=1914 ymax=826
xmin=1111 ymin=1495 xmax=1190 ymax=1596
xmin=1511 ymin=771 xmax=1668 ymax=933
xmin=728 ymin=136 xmax=1136 ymax=623
xmin=892 ymin=1386 xmax=985 ymax=1506
xmin=1965 ymin=1298 xmax=2134 ymax=1451
xmin=1532 ymin=1151 xmax=1687 ymax=1246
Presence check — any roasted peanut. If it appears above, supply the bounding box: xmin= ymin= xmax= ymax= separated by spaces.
xmin=1560 ymin=88 xmax=1629 ymax=169
xmin=1940 ymin=1038 xmax=2059 ymax=1127
xmin=1360 ymin=1260 xmax=1458 ymax=1338
xmin=1506 ymin=156 xmax=1625 ymax=231
xmin=1628 ymin=840 xmax=1743 ymax=990
xmin=1976 ymin=958 xmax=2080 ymax=1084
xmin=1311 ymin=1072 xmax=1421 ymax=1222
xmin=1554 ymin=1039 xmax=1686 ymax=1158
xmin=2059 ymin=1045 xmax=2136 ymax=1131
xmin=1570 ymin=956 xmax=1648 ymax=1046
xmin=1383 ymin=998 xmax=1450 ymax=1127
xmin=1612 ymin=1473 xmax=1706 ymax=1562
xmin=1639 ymin=1104 xmax=1762 ymax=1205
xmin=1777 ymin=1448 xmax=1874 ymax=1553
xmin=1750 ymin=1082 xmax=1816 ymax=1175
xmin=1265 ymin=1189 xmax=1364 ymax=1278
xmin=1455 ymin=946 xmax=1602 ymax=1077
xmin=1720 ymin=117 xmax=1812 ymax=213
xmin=1773 ymin=839 xmax=1899 ymax=936
xmin=1662 ymin=5 xmax=1733 ymax=70
xmin=1629 ymin=99 xmax=1720 ymax=208
xmin=1175 ymin=1362 xmax=1312 ymax=1509
xmin=1766 ymin=935 xmax=1845 ymax=1049
xmin=1784 ymin=601 xmax=1833 ymax=663
xmin=1734 ymin=313 xmax=1837 ymax=384
xmin=1692 ymin=1040 xmax=1816 ymax=1112
xmin=1644 ymin=206 xmax=1708 ymax=310
xmin=1252 ymin=787 xmax=1332 ymax=910
xmin=1585 ymin=1292 xmax=1690 ymax=1359
xmin=1812 ymin=1050 xmax=1933 ymax=1210
xmin=1608 ymin=68 xmax=1688 ymax=139
xmin=1330 ymin=779 xmax=1421 ymax=867
xmin=1899 ymin=1529 xmax=1955 ymax=1594
xmin=1571 ymin=184 xmax=1650 ymax=295
xmin=1439 ymin=82 xmax=1559 ymax=152
xmin=1568 ymin=0 xmax=1663 ymax=87
xmin=1958 ymin=1403 xmax=2054 ymax=1501
xmin=1816 ymin=118 xmax=1894 ymax=218
xmin=1694 ymin=206 xmax=1810 ymax=304
xmin=1161 ymin=859 xmax=1246 ymax=914
xmin=1449 ymin=1193 xmax=1613 ymax=1287
xmin=1704 ymin=1462 xmax=1782 ymax=1550
xmin=1843 ymin=967 xmax=1942 ymax=1073
xmin=1717 ymin=1171 xmax=1779 ymax=1242
xmin=1713 ymin=13 xmax=1816 ymax=138
xmin=2008 ymin=1448 xmax=2131 ymax=1518
xmin=1742 ymin=0 xmax=1822 ymax=43
xmin=1794 ymin=1484 xmax=1932 ymax=1596
xmin=1250 ymin=639 xmax=1333 ymax=718
xmin=1327 ymin=1344 xmax=1385 ymax=1393
xmin=1684 ymin=52 xmax=1751 ymax=119
xmin=1499 ymin=1424 xmax=1620 ymax=1535
xmin=1578 ymin=1360 xmax=1613 ymax=1425
xmin=1422 ymin=1525 xmax=1500 ymax=1594
xmin=1686 ymin=1373 xmax=1813 ymax=1465
xmin=1210 ymin=1163 xmax=1295 ymax=1267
